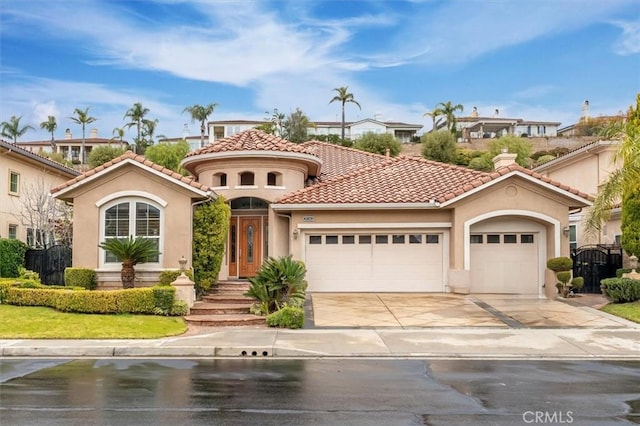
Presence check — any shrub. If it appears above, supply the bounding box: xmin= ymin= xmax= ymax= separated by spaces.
xmin=88 ymin=145 xmax=127 ymax=168
xmin=5 ymin=285 xmax=178 ymax=314
xmin=571 ymin=277 xmax=584 ymax=291
xmin=64 ymin=268 xmax=97 ymax=290
xmin=244 ymin=256 xmax=307 ymax=315
xmin=354 ymin=132 xmax=402 ymax=157
xmin=266 ymin=305 xmax=304 ymax=329
xmin=0 ymin=238 xmax=28 ymax=278
xmin=170 ymin=300 xmax=189 ymax=316
xmin=546 ymin=257 xmax=573 ymax=272
xmin=152 ymin=286 xmax=176 ymax=314
xmin=421 ymin=131 xmax=457 ymax=164
xmin=158 ymin=269 xmax=195 ymax=286
xmin=18 ymin=267 xmax=41 ymax=283
xmin=193 ymin=196 xmax=231 ymax=296
xmin=617 ymin=268 xmax=633 ymax=278
xmin=600 ymin=278 xmax=640 ymax=303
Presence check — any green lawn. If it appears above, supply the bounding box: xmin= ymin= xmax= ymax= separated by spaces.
xmin=601 ymin=301 xmax=640 ymax=324
xmin=0 ymin=305 xmax=188 ymax=339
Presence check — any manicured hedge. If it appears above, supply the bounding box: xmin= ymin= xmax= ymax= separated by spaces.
xmin=5 ymin=285 xmax=180 ymax=315
xmin=600 ymin=277 xmax=640 ymax=303
xmin=266 ymin=305 xmax=305 ymax=329
xmin=0 ymin=239 xmax=28 ymax=278
xmin=0 ymin=278 xmax=42 ymax=303
xmin=64 ymin=268 xmax=97 ymax=290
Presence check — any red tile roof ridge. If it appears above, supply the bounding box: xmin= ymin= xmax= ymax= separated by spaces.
xmin=302 ymin=140 xmax=390 ymax=160
xmin=51 ymin=151 xmax=210 ymax=194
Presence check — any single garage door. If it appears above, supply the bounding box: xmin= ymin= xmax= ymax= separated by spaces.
xmin=469 ymin=231 xmax=541 ymax=294
xmin=304 ymin=231 xmax=445 ymax=292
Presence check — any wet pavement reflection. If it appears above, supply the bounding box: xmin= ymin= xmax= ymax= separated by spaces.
xmin=1 ymin=359 xmax=638 ymax=425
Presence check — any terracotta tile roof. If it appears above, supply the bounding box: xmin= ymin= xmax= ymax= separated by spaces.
xmin=50 ymin=151 xmax=210 ymax=194
xmin=275 ymin=155 xmax=488 ymax=205
xmin=274 ymin=153 xmax=593 ymax=205
xmin=301 ymin=141 xmax=390 ymax=180
xmin=184 ymin=129 xmax=317 ymax=158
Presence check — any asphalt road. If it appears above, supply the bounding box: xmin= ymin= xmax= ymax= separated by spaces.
xmin=0 ymin=359 xmax=638 ymax=425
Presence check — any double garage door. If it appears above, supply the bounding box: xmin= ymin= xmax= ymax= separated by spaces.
xmin=304 ymin=231 xmax=445 ymax=292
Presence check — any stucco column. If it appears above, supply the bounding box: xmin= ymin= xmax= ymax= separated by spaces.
xmin=171 ymin=256 xmax=195 ymax=308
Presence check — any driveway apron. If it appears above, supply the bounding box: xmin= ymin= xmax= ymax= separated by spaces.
xmin=309 ymin=293 xmax=632 ymax=329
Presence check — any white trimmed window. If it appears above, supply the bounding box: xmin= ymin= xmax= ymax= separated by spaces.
xmin=9 ymin=171 xmax=20 ymax=195
xmin=101 ymin=198 xmax=162 ymax=265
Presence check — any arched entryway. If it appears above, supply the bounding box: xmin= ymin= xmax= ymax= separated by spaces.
xmin=228 ymin=197 xmax=269 ymax=278
xmin=464 ymin=210 xmax=560 ymax=296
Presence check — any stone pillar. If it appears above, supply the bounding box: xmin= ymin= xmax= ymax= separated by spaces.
xmin=171 ymin=256 xmax=195 ymax=308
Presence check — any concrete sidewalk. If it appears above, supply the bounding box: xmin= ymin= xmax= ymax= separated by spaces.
xmin=1 ymin=327 xmax=639 ymax=360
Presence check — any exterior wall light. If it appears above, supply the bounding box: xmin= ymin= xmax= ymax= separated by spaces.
xmin=292 ymin=229 xmax=299 ymax=240
xmin=562 ymin=226 xmax=571 ymax=237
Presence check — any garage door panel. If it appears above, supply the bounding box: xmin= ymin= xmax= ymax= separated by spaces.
xmin=305 ymin=232 xmax=444 ymax=292
xmin=470 ymin=230 xmax=540 ymax=294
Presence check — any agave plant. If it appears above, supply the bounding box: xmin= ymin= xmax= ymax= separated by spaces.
xmin=244 ymin=256 xmax=307 ymax=314
xmin=99 ymin=236 xmax=160 ymax=289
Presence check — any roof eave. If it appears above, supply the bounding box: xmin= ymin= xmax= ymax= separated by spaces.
xmin=271 ymin=202 xmax=441 ymax=211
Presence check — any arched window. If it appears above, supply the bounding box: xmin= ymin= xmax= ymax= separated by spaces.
xmin=239 ymin=172 xmax=255 ymax=186
xmin=213 ymin=172 xmax=227 ymax=187
xmin=267 ymin=172 xmax=282 ymax=186
xmin=102 ymin=199 xmax=162 ymax=265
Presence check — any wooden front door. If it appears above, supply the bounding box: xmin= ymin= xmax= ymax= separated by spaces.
xmin=239 ymin=217 xmax=262 ymax=277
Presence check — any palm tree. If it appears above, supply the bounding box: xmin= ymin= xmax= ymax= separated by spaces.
xmin=283 ymin=108 xmax=315 ymax=143
xmin=183 ymin=103 xmax=218 ymax=148
xmin=1 ymin=115 xmax=35 ymax=143
xmin=585 ymin=95 xmax=640 ymax=255
xmin=423 ymin=106 xmax=444 ymax=132
xmin=112 ymin=127 xmax=126 ymax=148
xmin=40 ymin=116 xmax=58 ymax=149
xmin=330 ymin=86 xmax=361 ymax=141
xmin=124 ymin=103 xmax=150 ymax=152
xmin=99 ymin=236 xmax=160 ymax=289
xmin=437 ymin=101 xmax=464 ymax=133
xmin=139 ymin=118 xmax=160 ymax=154
xmin=69 ymin=107 xmax=97 ymax=163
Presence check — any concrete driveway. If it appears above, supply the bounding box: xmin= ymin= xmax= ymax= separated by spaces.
xmin=309 ymin=293 xmax=634 ymax=328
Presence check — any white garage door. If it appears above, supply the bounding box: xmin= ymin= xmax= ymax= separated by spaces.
xmin=304 ymin=231 xmax=445 ymax=292
xmin=469 ymin=229 xmax=541 ymax=294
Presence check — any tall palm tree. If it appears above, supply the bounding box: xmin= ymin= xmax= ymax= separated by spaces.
xmin=1 ymin=115 xmax=35 ymax=143
xmin=183 ymin=103 xmax=218 ymax=148
xmin=437 ymin=101 xmax=464 ymax=133
xmin=99 ymin=236 xmax=160 ymax=289
xmin=585 ymin=95 xmax=640 ymax=255
xmin=124 ymin=102 xmax=150 ymax=152
xmin=69 ymin=107 xmax=97 ymax=164
xmin=423 ymin=106 xmax=444 ymax=132
xmin=139 ymin=118 xmax=160 ymax=154
xmin=112 ymin=127 xmax=126 ymax=148
xmin=330 ymin=86 xmax=361 ymax=141
xmin=40 ymin=115 xmax=58 ymax=149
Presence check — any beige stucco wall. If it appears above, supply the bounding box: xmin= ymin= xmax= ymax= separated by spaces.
xmin=192 ymin=157 xmax=309 ymax=203
xmin=0 ymin=154 xmax=74 ymax=242
xmin=63 ymin=164 xmax=202 ymax=288
xmin=449 ymin=178 xmax=573 ymax=298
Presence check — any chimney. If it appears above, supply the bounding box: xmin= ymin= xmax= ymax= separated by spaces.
xmin=182 ymin=123 xmax=190 ymax=140
xmin=492 ymin=147 xmax=517 ymax=169
xmin=471 ymin=106 xmax=478 ymax=117
xmin=89 ymin=128 xmax=98 ymax=138
xmin=494 ymin=108 xmax=499 ymax=117
xmin=65 ymin=128 xmax=72 ymax=139
xmin=581 ymin=100 xmax=590 ymax=120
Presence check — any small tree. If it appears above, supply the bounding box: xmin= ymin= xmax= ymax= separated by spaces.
xmin=421 ymin=130 xmax=457 ymax=163
xmin=98 ymin=236 xmax=159 ymax=289
xmin=282 ymin=108 xmax=314 ymax=143
xmin=88 ymin=145 xmax=127 ymax=168
xmin=354 ymin=132 xmax=402 ymax=157
xmin=144 ymin=140 xmax=190 ymax=175
xmin=547 ymin=257 xmax=574 ymax=297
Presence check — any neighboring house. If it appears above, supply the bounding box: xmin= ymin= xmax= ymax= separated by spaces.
xmin=532 ymin=139 xmax=622 ymax=249
xmin=208 ymin=119 xmax=423 ymax=144
xmin=158 ymin=136 xmax=204 ymax=152
xmin=17 ymin=129 xmax=130 ymax=164
xmin=456 ymin=109 xmax=560 ymax=140
xmin=53 ymin=129 xmax=591 ymax=298
xmin=1 ymin=139 xmax=79 ymax=245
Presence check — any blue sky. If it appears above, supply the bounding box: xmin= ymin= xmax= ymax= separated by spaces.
xmin=1 ymin=0 xmax=639 ymax=142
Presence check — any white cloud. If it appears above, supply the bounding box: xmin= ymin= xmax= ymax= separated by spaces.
xmin=611 ymin=20 xmax=640 ymax=55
